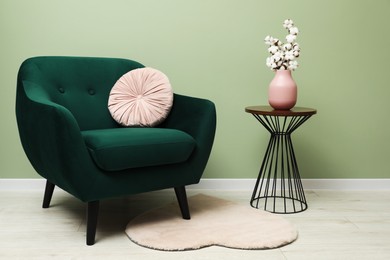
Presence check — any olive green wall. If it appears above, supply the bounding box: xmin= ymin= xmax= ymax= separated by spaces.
xmin=1 ymin=0 xmax=389 ymax=179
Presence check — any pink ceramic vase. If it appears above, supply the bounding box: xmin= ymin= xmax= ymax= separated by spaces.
xmin=268 ymin=70 xmax=297 ymax=110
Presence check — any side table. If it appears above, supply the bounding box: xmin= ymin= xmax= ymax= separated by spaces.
xmin=245 ymin=106 xmax=316 ymax=214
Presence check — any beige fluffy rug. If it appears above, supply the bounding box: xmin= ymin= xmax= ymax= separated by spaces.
xmin=125 ymin=194 xmax=298 ymax=251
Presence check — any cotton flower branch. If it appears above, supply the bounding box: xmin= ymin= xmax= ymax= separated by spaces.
xmin=265 ymin=19 xmax=300 ymax=71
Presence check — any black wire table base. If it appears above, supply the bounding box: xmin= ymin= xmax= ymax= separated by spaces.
xmin=250 ymin=113 xmax=313 ymax=214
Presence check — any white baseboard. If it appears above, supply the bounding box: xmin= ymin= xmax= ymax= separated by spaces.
xmin=0 ymin=179 xmax=47 ymax=191
xmin=1 ymin=178 xmax=389 ymax=191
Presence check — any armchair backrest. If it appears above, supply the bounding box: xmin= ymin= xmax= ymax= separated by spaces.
xmin=17 ymin=56 xmax=144 ymax=130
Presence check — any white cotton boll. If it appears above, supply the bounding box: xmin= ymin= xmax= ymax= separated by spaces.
xmin=283 ymin=43 xmax=292 ymax=51
xmin=267 ymin=58 xmax=278 ymax=70
xmin=266 ymin=57 xmax=273 ymax=67
xmin=289 ymin=27 xmax=299 ymax=35
xmin=288 ymin=60 xmax=298 ymax=70
xmin=268 ymin=45 xmax=279 ymax=54
xmin=285 ymin=50 xmax=295 ymax=60
xmin=273 ymin=51 xmax=283 ymax=61
xmin=293 ymin=43 xmax=300 ymax=51
xmin=286 ymin=34 xmax=296 ymax=43
xmin=293 ymin=50 xmax=300 ymax=57
xmin=265 ymin=36 xmax=280 ymax=46
xmin=283 ymin=19 xmax=294 ymax=29
xmin=264 ymin=35 xmax=273 ymax=45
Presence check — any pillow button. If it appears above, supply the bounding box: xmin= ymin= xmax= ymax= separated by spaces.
xmin=88 ymin=89 xmax=95 ymax=95
xmin=58 ymin=87 xmax=65 ymax=93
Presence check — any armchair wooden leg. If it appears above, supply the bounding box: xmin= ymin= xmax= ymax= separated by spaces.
xmin=42 ymin=180 xmax=55 ymax=208
xmin=86 ymin=201 xmax=100 ymax=246
xmin=174 ymin=186 xmax=191 ymax=220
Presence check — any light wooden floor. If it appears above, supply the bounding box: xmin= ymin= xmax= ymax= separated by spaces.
xmin=1 ymin=188 xmax=389 ymax=259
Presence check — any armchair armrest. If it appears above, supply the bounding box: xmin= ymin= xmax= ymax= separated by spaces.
xmin=160 ymin=94 xmax=217 ymax=175
xmin=16 ymin=81 xmax=99 ymax=197
xmin=162 ymin=94 xmax=216 ymax=139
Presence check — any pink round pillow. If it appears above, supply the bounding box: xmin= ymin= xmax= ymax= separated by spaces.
xmin=108 ymin=68 xmax=173 ymax=127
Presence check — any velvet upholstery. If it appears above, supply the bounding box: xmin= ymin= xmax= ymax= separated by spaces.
xmin=15 ymin=56 xmax=216 ymax=245
xmin=82 ymin=128 xmax=196 ymax=171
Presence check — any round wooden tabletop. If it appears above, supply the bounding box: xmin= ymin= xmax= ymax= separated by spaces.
xmin=245 ymin=106 xmax=317 ymax=116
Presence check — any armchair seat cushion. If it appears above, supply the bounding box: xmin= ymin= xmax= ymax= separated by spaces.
xmin=82 ymin=128 xmax=196 ymax=171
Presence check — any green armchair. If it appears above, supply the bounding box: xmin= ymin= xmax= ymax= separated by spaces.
xmin=15 ymin=56 xmax=216 ymax=245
